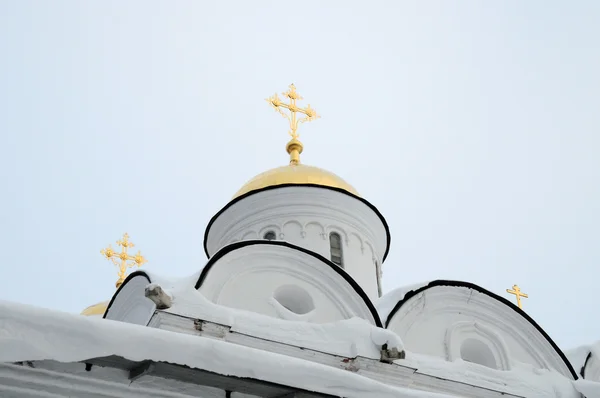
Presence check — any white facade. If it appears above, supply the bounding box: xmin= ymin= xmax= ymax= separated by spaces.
xmin=195 ymin=243 xmax=380 ymax=325
xmin=204 ymin=186 xmax=389 ymax=301
xmin=383 ymin=282 xmax=575 ymax=379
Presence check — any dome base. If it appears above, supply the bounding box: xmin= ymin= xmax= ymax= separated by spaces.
xmin=233 ymin=164 xmax=359 ymax=199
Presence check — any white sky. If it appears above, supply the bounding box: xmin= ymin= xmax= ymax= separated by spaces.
xmin=0 ymin=1 xmax=598 ymax=351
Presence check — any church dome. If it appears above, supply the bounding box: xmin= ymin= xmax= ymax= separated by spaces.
xmin=233 ymin=163 xmax=359 ymax=199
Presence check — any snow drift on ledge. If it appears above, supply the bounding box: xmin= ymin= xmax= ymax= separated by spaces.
xmin=0 ymin=300 xmax=449 ymax=398
xmin=134 ymin=271 xmax=405 ymax=360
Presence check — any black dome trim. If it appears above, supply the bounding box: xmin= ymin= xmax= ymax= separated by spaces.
xmin=194 ymin=239 xmax=383 ymax=327
xmin=384 ymin=279 xmax=578 ymax=380
xmin=203 ymin=183 xmax=391 ymax=262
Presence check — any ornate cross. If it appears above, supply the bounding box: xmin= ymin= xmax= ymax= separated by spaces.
xmin=266 ymin=84 xmax=320 ymax=165
xmin=100 ymin=233 xmax=147 ymax=288
xmin=506 ymin=284 xmax=528 ymax=309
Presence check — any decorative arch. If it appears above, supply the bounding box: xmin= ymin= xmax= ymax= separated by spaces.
xmin=281 ymin=219 xmax=303 ymax=240
xmin=383 ymin=280 xmax=577 ymax=379
xmin=348 ymin=232 xmax=364 ymax=253
xmin=304 ymin=220 xmax=326 ymax=236
xmin=363 ymin=241 xmax=376 ymax=259
xmin=195 ymin=240 xmax=382 ymax=327
xmin=445 ymin=321 xmax=511 ymax=370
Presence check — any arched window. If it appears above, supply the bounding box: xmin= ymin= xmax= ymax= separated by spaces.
xmin=263 ymin=231 xmax=276 ymax=241
xmin=329 ymin=232 xmax=343 ymax=268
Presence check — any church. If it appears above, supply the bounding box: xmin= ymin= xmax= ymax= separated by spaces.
xmin=1 ymin=85 xmax=598 ymax=397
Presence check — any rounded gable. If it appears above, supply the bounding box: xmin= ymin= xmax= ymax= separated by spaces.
xmin=384 ymin=280 xmax=577 ymax=379
xmin=195 ymin=240 xmax=382 ymax=327
xmin=103 ymin=271 xmax=155 ymax=325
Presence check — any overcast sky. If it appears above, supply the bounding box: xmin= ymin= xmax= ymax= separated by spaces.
xmin=1 ymin=1 xmax=598 ymax=351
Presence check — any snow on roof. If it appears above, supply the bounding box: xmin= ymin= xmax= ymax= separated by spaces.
xmin=573 ymin=379 xmax=600 ymax=397
xmin=566 ymin=341 xmax=600 ymax=376
xmin=0 ymin=299 xmax=446 ymax=398
xmin=118 ymin=270 xmax=403 ymax=360
xmin=376 ymin=281 xmax=430 ymax=325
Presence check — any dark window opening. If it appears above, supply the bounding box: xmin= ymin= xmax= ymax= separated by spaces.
xmin=263 ymin=231 xmax=276 ymax=241
xmin=329 ymin=232 xmax=343 ymax=268
xmin=376 ymin=260 xmax=382 ymax=297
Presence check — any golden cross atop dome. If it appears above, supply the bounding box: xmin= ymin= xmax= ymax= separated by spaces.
xmin=100 ymin=233 xmax=147 ymax=288
xmin=266 ymin=84 xmax=320 ymax=165
xmin=506 ymin=284 xmax=528 ymax=309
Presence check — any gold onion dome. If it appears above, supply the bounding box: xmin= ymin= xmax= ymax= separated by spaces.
xmin=234 ymin=84 xmax=358 ymax=199
xmin=233 ymin=163 xmax=358 ymax=199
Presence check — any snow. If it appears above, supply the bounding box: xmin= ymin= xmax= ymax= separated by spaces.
xmin=135 ymin=272 xmax=405 ymax=359
xmin=370 ymin=326 xmax=404 ymax=351
xmin=566 ymin=341 xmax=600 ymax=377
xmin=573 ymin=379 xmax=600 ymax=397
xmin=566 ymin=344 xmax=591 ymax=375
xmin=83 ymin=271 xmax=600 ymax=397
xmin=0 ymin=300 xmax=449 ymax=398
xmin=401 ymin=352 xmax=582 ymax=398
xmin=376 ymin=281 xmax=430 ymax=325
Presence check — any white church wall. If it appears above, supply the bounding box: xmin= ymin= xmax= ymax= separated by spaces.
xmin=104 ymin=274 xmax=156 ymax=326
xmin=385 ymin=284 xmax=575 ymax=379
xmin=204 ymin=186 xmax=388 ymax=301
xmin=196 ymin=243 xmax=381 ymax=326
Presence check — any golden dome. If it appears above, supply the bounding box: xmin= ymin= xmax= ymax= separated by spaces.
xmin=81 ymin=300 xmax=109 ymax=316
xmin=233 ymin=163 xmax=359 ymax=199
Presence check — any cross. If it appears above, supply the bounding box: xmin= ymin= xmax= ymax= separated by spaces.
xmin=100 ymin=233 xmax=147 ymax=288
xmin=506 ymin=284 xmax=528 ymax=309
xmin=266 ymin=84 xmax=320 ymax=165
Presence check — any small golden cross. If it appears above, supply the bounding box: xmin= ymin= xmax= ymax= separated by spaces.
xmin=506 ymin=284 xmax=528 ymax=309
xmin=100 ymin=233 xmax=147 ymax=288
xmin=266 ymin=84 xmax=320 ymax=165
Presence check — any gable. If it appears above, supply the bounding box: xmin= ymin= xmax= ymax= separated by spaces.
xmin=195 ymin=240 xmax=382 ymax=326
xmin=384 ymin=280 xmax=576 ymax=379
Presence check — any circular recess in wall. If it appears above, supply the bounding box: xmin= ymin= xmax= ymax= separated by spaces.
xmin=263 ymin=231 xmax=276 ymax=241
xmin=460 ymin=338 xmax=497 ymax=369
xmin=273 ymin=284 xmax=315 ymax=315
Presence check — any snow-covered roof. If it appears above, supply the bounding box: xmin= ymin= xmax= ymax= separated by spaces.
xmin=4 ymin=296 xmax=599 ymax=397
xmin=0 ymin=299 xmax=446 ymax=398
xmin=105 ymin=270 xmax=399 ymax=360
xmin=567 ymin=341 xmax=600 ymax=383
xmin=376 ymin=281 xmax=430 ymax=325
